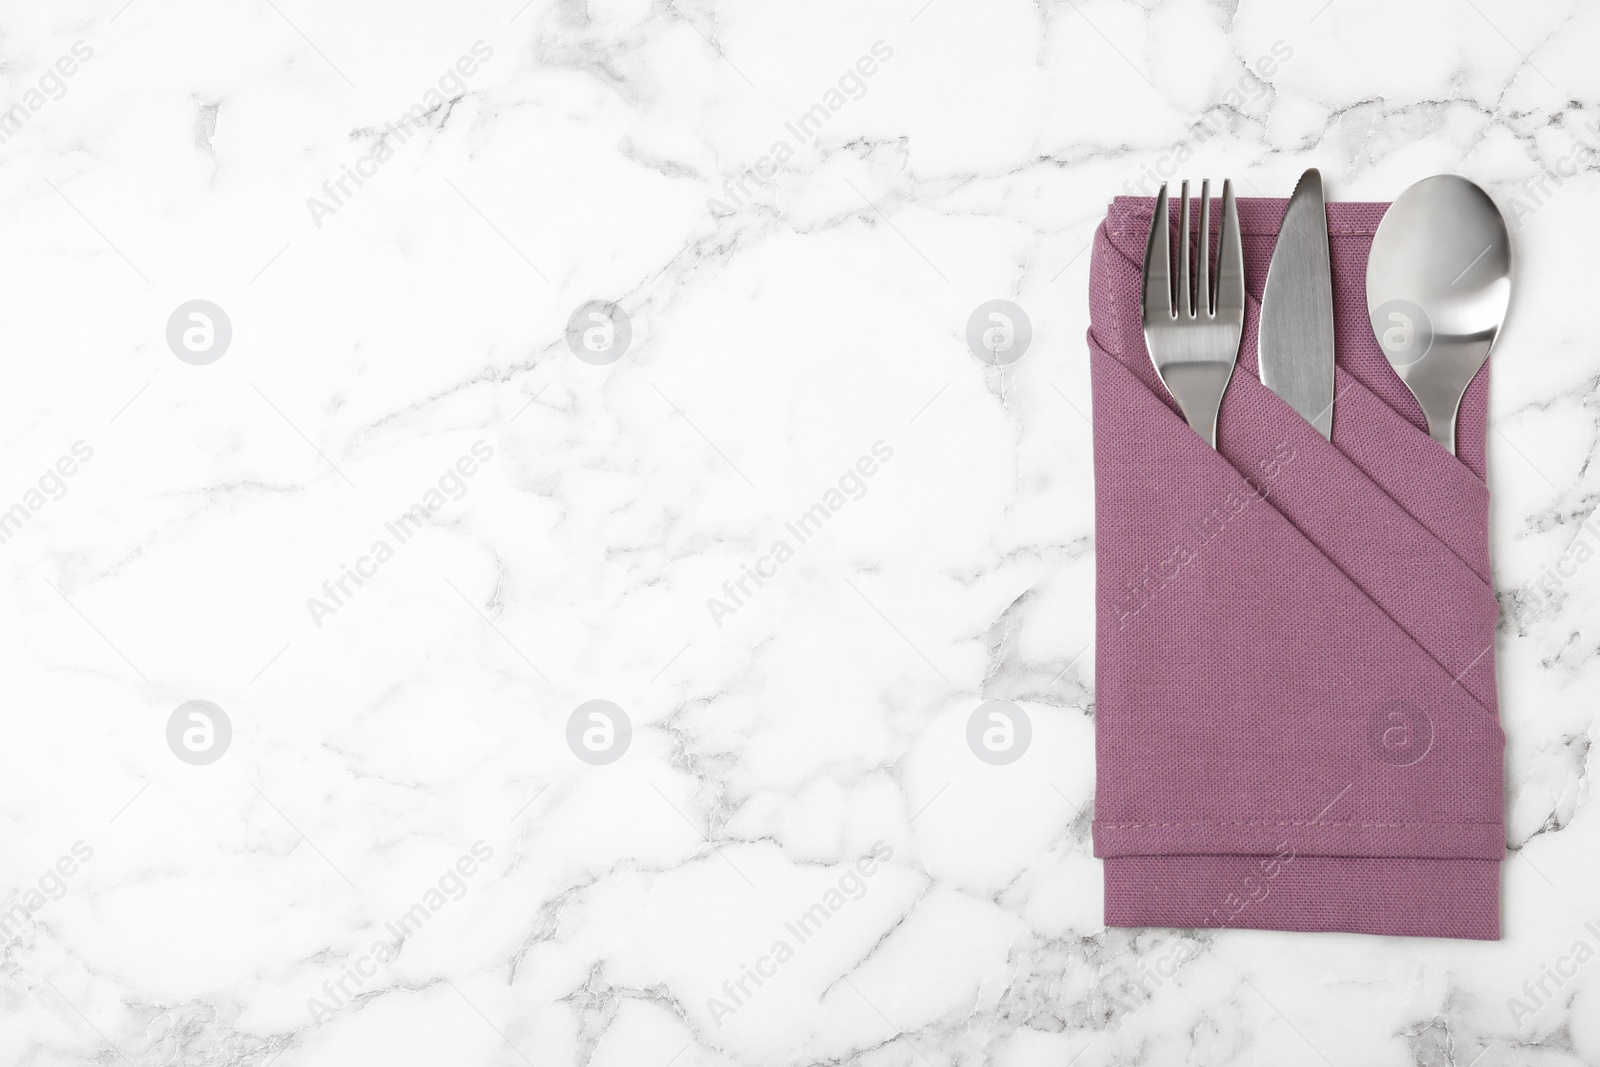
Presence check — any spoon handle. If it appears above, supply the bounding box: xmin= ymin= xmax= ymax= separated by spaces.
xmin=1424 ymin=411 xmax=1456 ymax=455
xmin=1404 ymin=343 xmax=1481 ymax=456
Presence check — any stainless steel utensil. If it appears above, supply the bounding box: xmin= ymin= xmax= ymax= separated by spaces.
xmin=1141 ymin=179 xmax=1245 ymax=449
xmin=1260 ymin=168 xmax=1336 ymax=438
xmin=1366 ymin=175 xmax=1511 ymax=454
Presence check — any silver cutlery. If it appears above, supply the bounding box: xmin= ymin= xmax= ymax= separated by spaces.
xmin=1260 ymin=168 xmax=1336 ymax=438
xmin=1366 ymin=175 xmax=1512 ymax=455
xmin=1142 ymin=179 xmax=1245 ymax=449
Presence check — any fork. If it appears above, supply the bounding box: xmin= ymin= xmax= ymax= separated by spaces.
xmin=1141 ymin=179 xmax=1246 ymax=449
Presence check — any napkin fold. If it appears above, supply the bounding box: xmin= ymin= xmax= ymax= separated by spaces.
xmin=1088 ymin=196 xmax=1504 ymax=940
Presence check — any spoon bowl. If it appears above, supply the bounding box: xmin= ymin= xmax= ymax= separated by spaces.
xmin=1366 ymin=175 xmax=1511 ymax=454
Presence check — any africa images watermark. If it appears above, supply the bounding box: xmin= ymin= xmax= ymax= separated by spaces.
xmin=0 ymin=40 xmax=94 ymax=148
xmin=1503 ymin=117 xmax=1600 ymax=231
xmin=306 ymin=440 xmax=495 ymax=627
xmin=1112 ymin=441 xmax=1295 ymax=630
xmin=705 ymin=440 xmax=894 ymax=628
xmin=0 ymin=441 xmax=95 ymax=548
xmin=1516 ymin=508 xmax=1600 ymax=619
xmin=1 ymin=841 xmax=95 ymax=946
xmin=706 ymin=840 xmax=894 ymax=1028
xmin=1100 ymin=935 xmax=1203 ymax=1024
xmin=1122 ymin=40 xmax=1293 ymax=197
xmin=307 ymin=840 xmax=494 ymax=1026
xmin=306 ymin=40 xmax=495 ymax=229
xmin=1507 ymin=916 xmax=1600 ymax=1028
xmin=707 ymin=40 xmax=895 ymax=221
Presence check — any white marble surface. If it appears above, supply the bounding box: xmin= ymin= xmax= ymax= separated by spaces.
xmin=1 ymin=0 xmax=1598 ymax=1064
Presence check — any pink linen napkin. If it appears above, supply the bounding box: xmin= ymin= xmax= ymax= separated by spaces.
xmin=1087 ymin=195 xmax=1504 ymax=939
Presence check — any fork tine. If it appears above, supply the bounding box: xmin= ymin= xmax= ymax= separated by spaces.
xmin=1142 ymin=182 xmax=1172 ymax=322
xmin=1177 ymin=180 xmax=1191 ymax=317
xmin=1215 ymin=179 xmax=1245 ymax=320
xmin=1198 ymin=179 xmax=1211 ymax=316
xmin=1140 ymin=176 xmax=1243 ymax=451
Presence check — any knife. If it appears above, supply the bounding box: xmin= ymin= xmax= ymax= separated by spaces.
xmin=1260 ymin=168 xmax=1336 ymax=438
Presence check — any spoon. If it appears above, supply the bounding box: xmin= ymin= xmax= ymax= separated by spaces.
xmin=1366 ymin=175 xmax=1512 ymax=454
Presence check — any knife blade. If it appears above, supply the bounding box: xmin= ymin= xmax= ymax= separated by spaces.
xmin=1260 ymin=168 xmax=1336 ymax=438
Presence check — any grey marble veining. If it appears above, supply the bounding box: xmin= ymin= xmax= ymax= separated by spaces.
xmin=1 ymin=0 xmax=1597 ymax=1064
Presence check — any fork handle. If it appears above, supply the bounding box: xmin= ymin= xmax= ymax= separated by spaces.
xmin=1161 ymin=362 xmax=1234 ymax=450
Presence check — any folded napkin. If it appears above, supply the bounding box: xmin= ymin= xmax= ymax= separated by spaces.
xmin=1087 ymin=196 xmax=1504 ymax=939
